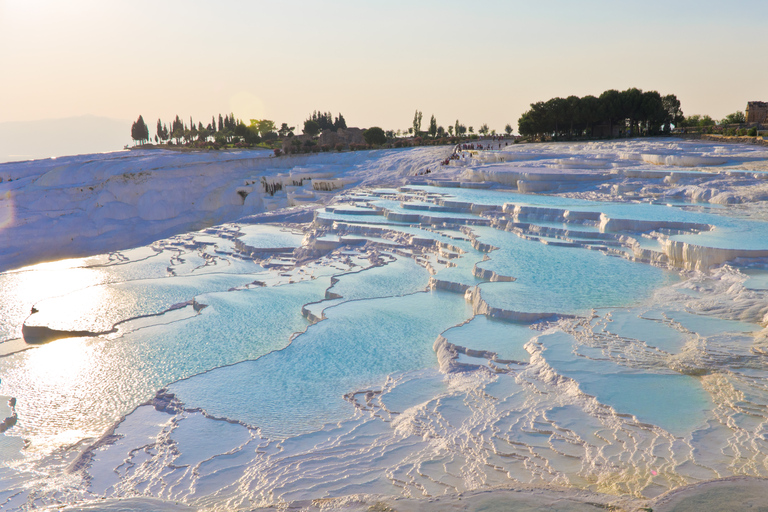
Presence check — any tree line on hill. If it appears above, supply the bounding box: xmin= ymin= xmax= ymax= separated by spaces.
xmin=132 ymin=110 xmax=356 ymax=149
xmin=130 ymin=113 xmax=284 ymax=148
xmin=517 ymin=88 xmax=684 ymax=140
xmin=132 ymin=105 xmax=521 ymax=153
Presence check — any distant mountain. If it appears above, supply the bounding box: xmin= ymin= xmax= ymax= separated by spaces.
xmin=0 ymin=115 xmax=131 ymax=163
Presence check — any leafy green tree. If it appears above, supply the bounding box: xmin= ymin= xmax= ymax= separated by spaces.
xmin=303 ymin=120 xmax=321 ymax=136
xmin=662 ymin=94 xmax=683 ymax=132
xmin=363 ymin=127 xmax=387 ymax=145
xmin=640 ymin=90 xmax=666 ymax=134
xmin=544 ymin=97 xmax=569 ymax=138
xmin=680 ymin=114 xmax=701 ymax=128
xmin=235 ymin=121 xmax=248 ymax=139
xmin=619 ymin=88 xmax=644 ymax=135
xmin=437 ymin=126 xmax=445 ymax=137
xmin=428 ymin=114 xmax=437 ymax=138
xmin=448 ymin=125 xmax=454 ymax=136
xmin=564 ymin=95 xmax=581 ymax=136
xmin=469 ymin=126 xmax=474 ymax=134
xmin=250 ymin=119 xmax=276 ymax=137
xmin=278 ymin=123 xmax=295 ymax=137
xmin=721 ymin=111 xmax=745 ymax=125
xmin=235 ymin=122 xmax=259 ymax=144
xmin=599 ymin=89 xmax=622 ymax=136
xmin=580 ymin=95 xmax=602 ymax=136
xmin=479 ymin=123 xmax=489 ymax=136
xmin=504 ymin=124 xmax=513 ymax=136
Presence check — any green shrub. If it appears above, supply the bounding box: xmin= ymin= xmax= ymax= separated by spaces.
xmin=363 ymin=127 xmax=387 ymax=145
xmin=748 ymin=127 xmax=758 ymax=136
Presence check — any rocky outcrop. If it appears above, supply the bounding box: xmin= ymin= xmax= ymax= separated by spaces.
xmin=22 ymin=324 xmax=105 ymax=344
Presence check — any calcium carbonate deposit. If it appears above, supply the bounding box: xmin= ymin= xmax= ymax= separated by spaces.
xmin=1 ymin=139 xmax=768 ymax=511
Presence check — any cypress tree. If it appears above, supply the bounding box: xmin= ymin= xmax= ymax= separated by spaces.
xmin=131 ymin=115 xmax=149 ymax=144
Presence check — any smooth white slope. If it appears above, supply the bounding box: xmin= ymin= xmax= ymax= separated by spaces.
xmin=0 ymin=147 xmax=451 ymax=271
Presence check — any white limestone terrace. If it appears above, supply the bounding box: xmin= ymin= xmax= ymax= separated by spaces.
xmin=1 ymin=140 xmax=768 ymax=511
xmin=2 ymin=139 xmax=768 ymax=275
xmin=457 ymin=138 xmax=768 ymax=204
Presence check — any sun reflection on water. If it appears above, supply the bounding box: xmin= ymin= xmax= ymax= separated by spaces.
xmin=5 ymin=336 xmax=109 ymax=454
xmin=7 ymin=258 xmax=105 ymax=305
xmin=23 ymin=337 xmax=93 ymax=387
xmin=0 ymin=257 xmax=108 ymax=340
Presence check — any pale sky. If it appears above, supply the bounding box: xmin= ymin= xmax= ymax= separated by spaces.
xmin=2 ymin=0 xmax=767 ymax=134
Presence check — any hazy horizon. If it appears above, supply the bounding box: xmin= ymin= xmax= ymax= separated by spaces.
xmin=2 ymin=0 xmax=767 ymax=141
xmin=0 ymin=115 xmax=130 ymax=163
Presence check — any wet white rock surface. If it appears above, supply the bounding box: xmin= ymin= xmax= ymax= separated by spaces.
xmin=1 ymin=140 xmax=768 ymax=510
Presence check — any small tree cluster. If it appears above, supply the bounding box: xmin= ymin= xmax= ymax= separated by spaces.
xmin=305 ymin=111 xmax=347 ymax=132
xmin=679 ymin=115 xmax=716 ymax=128
xmin=517 ymin=89 xmax=684 ymax=140
xmin=720 ymin=111 xmax=746 ymax=125
xmin=143 ymin=112 xmax=273 ymax=147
